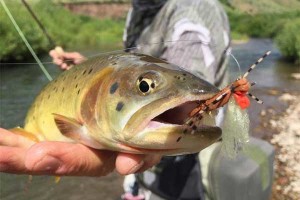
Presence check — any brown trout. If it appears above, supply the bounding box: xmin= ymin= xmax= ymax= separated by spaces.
xmin=15 ymin=53 xmax=221 ymax=155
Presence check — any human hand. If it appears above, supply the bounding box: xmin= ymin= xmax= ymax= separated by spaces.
xmin=0 ymin=128 xmax=161 ymax=177
xmin=49 ymin=46 xmax=86 ymax=70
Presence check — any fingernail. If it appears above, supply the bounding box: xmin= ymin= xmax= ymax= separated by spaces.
xmin=32 ymin=156 xmax=61 ymax=172
xmin=127 ymin=160 xmax=144 ymax=174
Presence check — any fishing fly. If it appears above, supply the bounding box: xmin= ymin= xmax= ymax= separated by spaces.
xmin=184 ymin=50 xmax=271 ymax=134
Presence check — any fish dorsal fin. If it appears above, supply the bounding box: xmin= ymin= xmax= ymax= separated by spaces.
xmin=53 ymin=113 xmax=104 ymax=149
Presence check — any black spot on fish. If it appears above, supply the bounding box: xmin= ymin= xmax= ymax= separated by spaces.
xmin=183 ymin=78 xmax=186 ymax=81
xmin=83 ymin=70 xmax=87 ymax=75
xmin=77 ymin=89 xmax=81 ymax=95
xmin=192 ymin=125 xmax=197 ymax=130
xmin=151 ymin=83 xmax=155 ymax=88
xmin=183 ymin=129 xmax=188 ymax=134
xmin=116 ymin=102 xmax=124 ymax=112
xmin=197 ymin=114 xmax=202 ymax=120
xmin=75 ymin=84 xmax=78 ymax=88
xmin=176 ymin=136 xmax=182 ymax=142
xmin=88 ymin=68 xmax=93 ymax=74
xmin=110 ymin=82 xmax=119 ymax=94
xmin=112 ymin=62 xmax=117 ymax=65
xmin=183 ymin=73 xmax=187 ymax=76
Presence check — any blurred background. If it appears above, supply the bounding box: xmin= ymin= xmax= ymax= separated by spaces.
xmin=0 ymin=0 xmax=299 ymax=199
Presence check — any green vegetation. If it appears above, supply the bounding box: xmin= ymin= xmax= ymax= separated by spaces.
xmin=1 ymin=0 xmax=299 ymax=63
xmin=275 ymin=19 xmax=300 ymax=63
xmin=0 ymin=0 xmax=125 ymax=61
xmin=221 ymin=0 xmax=300 ymax=63
xmin=53 ymin=0 xmax=130 ymax=3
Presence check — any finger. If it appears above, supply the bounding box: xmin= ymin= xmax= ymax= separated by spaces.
xmin=61 ymin=63 xmax=69 ymax=70
xmin=25 ymin=142 xmax=117 ymax=176
xmin=0 ymin=128 xmax=35 ymax=148
xmin=63 ymin=52 xmax=83 ymax=59
xmin=53 ymin=58 xmax=63 ymax=66
xmin=74 ymin=58 xmax=85 ymax=64
xmin=135 ymin=154 xmax=162 ymax=173
xmin=0 ymin=146 xmax=27 ymax=174
xmin=63 ymin=52 xmax=85 ymax=64
xmin=49 ymin=50 xmax=58 ymax=58
xmin=115 ymin=153 xmax=146 ymax=175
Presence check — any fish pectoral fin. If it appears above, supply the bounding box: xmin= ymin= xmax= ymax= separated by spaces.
xmin=53 ymin=113 xmax=84 ymax=140
xmin=9 ymin=127 xmax=39 ymax=142
xmin=53 ymin=113 xmax=103 ymax=149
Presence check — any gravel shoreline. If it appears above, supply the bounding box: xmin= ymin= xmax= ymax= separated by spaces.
xmin=269 ymin=93 xmax=300 ymax=199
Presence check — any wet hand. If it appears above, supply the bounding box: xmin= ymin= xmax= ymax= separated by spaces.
xmin=0 ymin=128 xmax=161 ymax=177
xmin=49 ymin=47 xmax=86 ymax=70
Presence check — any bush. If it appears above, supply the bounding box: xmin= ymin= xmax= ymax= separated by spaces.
xmin=228 ymin=10 xmax=300 ymax=39
xmin=226 ymin=8 xmax=300 ymax=63
xmin=0 ymin=0 xmax=125 ymax=61
xmin=275 ymin=19 xmax=300 ymax=63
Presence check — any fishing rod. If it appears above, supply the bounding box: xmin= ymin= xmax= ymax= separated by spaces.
xmin=21 ymin=0 xmax=71 ymax=65
xmin=21 ymin=0 xmax=56 ymax=48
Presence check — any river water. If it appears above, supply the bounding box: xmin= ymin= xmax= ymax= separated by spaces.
xmin=0 ymin=39 xmax=299 ymax=200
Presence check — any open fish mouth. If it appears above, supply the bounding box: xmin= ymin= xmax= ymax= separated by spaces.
xmin=145 ymin=100 xmax=220 ymax=133
xmin=122 ymin=94 xmax=222 ymax=154
xmin=121 ymin=99 xmax=221 ymax=154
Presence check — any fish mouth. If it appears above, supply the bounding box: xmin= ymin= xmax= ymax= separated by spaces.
xmin=149 ymin=100 xmax=204 ymax=128
xmin=125 ymin=94 xmax=220 ymax=133
xmin=123 ymin=95 xmax=222 ymax=155
xmin=145 ymin=99 xmax=219 ymax=131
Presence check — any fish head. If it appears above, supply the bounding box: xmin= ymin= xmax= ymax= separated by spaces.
xmin=98 ymin=54 xmax=221 ymax=155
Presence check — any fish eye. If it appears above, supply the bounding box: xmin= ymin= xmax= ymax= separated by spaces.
xmin=139 ymin=80 xmax=150 ymax=93
xmin=137 ymin=77 xmax=155 ymax=95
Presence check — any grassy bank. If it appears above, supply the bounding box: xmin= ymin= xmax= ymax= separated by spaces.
xmin=221 ymin=0 xmax=300 ymax=63
xmin=0 ymin=0 xmax=125 ymax=61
